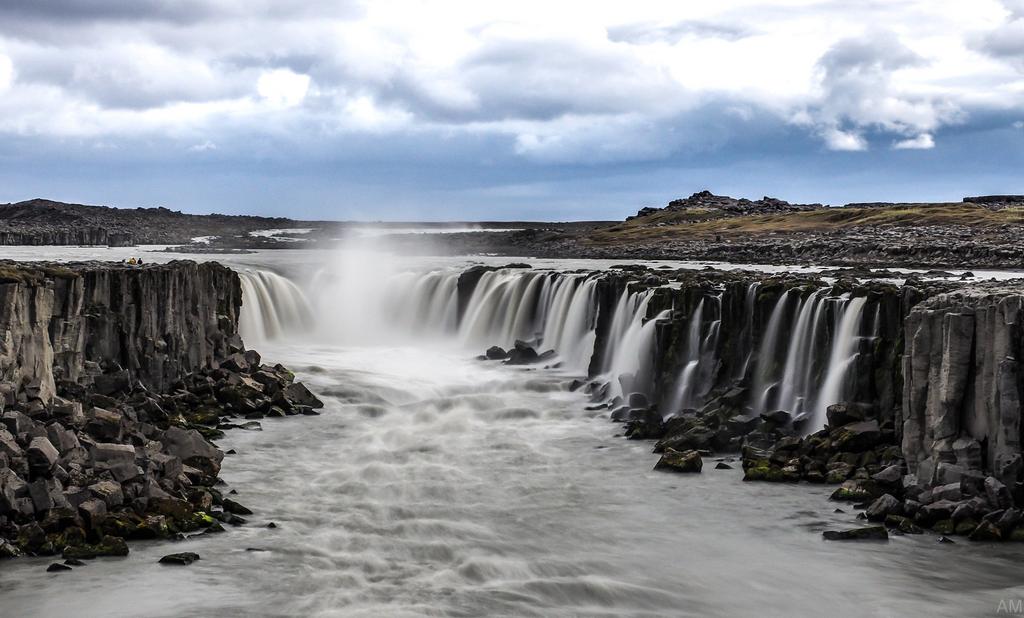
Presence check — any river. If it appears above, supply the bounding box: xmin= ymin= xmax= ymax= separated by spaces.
xmin=1 ymin=243 xmax=1023 ymax=617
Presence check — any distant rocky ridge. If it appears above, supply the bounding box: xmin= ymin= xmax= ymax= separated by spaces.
xmin=628 ymin=190 xmax=825 ymax=220
xmin=0 ymin=199 xmax=318 ymax=247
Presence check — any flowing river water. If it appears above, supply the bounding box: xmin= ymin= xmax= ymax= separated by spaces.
xmin=2 ymin=244 xmax=1024 ymax=617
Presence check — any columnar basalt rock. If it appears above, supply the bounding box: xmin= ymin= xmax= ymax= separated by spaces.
xmin=901 ymin=287 xmax=1024 ymax=488
xmin=0 ymin=260 xmax=242 ymax=401
xmin=0 ymin=260 xmax=325 ymax=561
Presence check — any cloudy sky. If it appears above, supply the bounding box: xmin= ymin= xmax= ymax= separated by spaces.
xmin=0 ymin=0 xmax=1022 ymax=220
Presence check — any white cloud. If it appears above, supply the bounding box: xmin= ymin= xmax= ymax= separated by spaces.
xmin=822 ymin=128 xmax=867 ymax=152
xmin=0 ymin=1 xmax=1020 ymax=163
xmin=257 ymin=69 xmax=310 ymax=108
xmin=1014 ymin=120 xmax=1024 ymax=128
xmin=188 ymin=140 xmax=217 ymax=152
xmin=893 ymin=133 xmax=935 ymax=149
xmin=0 ymin=54 xmax=12 ymax=91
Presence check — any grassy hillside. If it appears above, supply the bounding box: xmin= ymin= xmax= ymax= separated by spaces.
xmin=588 ymin=202 xmax=1024 ymax=244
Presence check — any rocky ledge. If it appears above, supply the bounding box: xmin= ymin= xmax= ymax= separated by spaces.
xmin=0 ymin=261 xmax=323 ymax=562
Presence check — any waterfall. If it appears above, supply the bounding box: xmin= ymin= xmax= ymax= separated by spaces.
xmin=774 ymin=289 xmax=827 ymax=415
xmin=751 ymin=290 xmax=793 ymax=414
xmin=238 ymin=269 xmax=314 ymax=347
xmin=747 ymin=288 xmax=869 ymax=427
xmin=736 ymin=282 xmax=760 ymax=380
xmin=673 ymin=298 xmax=706 ymax=412
xmin=542 ymin=277 xmax=599 ymax=372
xmin=600 ymin=289 xmax=665 ymax=400
xmin=457 ymin=272 xmax=600 ymax=370
xmin=812 ymin=296 xmax=867 ymax=426
xmin=459 ymin=271 xmax=547 ymax=348
xmin=238 ymin=261 xmax=876 ymax=432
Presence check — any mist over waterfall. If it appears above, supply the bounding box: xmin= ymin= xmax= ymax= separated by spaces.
xmin=238 ymin=269 xmax=315 ymax=347
xmin=237 ymin=258 xmax=876 ymax=431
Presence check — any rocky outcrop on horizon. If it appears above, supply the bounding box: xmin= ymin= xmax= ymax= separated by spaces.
xmin=628 ymin=190 xmax=825 ymax=220
xmin=0 ymin=198 xmax=315 ymax=247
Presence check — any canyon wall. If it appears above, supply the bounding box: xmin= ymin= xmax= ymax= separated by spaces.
xmin=0 ymin=261 xmax=242 ymax=403
xmin=0 ymin=229 xmax=134 ymax=247
xmin=902 ymin=286 xmax=1024 ymax=487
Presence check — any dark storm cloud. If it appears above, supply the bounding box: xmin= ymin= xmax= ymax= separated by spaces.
xmin=0 ymin=0 xmax=363 ymax=24
xmin=0 ymin=0 xmax=222 ymax=24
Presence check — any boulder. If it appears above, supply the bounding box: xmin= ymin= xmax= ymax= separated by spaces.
xmin=830 ymin=479 xmax=883 ymax=502
xmin=0 ymin=428 xmax=23 ymax=460
xmin=88 ymin=480 xmax=124 ymax=509
xmin=726 ymin=415 xmax=761 ymax=436
xmin=159 ymin=552 xmax=200 ymax=565
xmin=222 ymin=498 xmax=253 ymax=515
xmin=85 ymin=407 xmax=123 ymax=441
xmin=221 ymin=353 xmax=253 ymax=373
xmin=484 ymin=346 xmax=507 ymax=360
xmin=968 ymin=521 xmax=1003 ymax=542
xmin=62 ymin=535 xmax=129 ymax=559
xmin=866 ymin=494 xmax=902 ymax=522
xmin=282 ymin=382 xmax=323 ymax=409
xmin=77 ymin=498 xmax=107 ymax=528
xmin=871 ymin=465 xmax=903 ymax=486
xmin=916 ymin=499 xmax=958 ymax=526
xmin=627 ymin=393 xmax=650 ymax=409
xmin=985 ymin=476 xmax=1013 ymax=510
xmin=884 ymin=515 xmax=923 ymax=534
xmin=26 ymin=437 xmax=59 ymax=479
xmin=653 ymin=449 xmax=703 ymax=473
xmin=47 ymin=562 xmax=73 ymax=572
xmin=0 ymin=468 xmax=27 ymax=514
xmin=90 ymin=442 xmax=136 ymax=466
xmin=932 ymin=482 xmax=962 ymax=502
xmin=759 ymin=410 xmax=791 ymax=427
xmin=1 ymin=410 xmax=33 ymax=435
xmin=825 ymin=403 xmax=871 ymax=428
xmin=830 ymin=420 xmax=881 ymax=452
xmin=822 ymin=526 xmax=888 ymax=541
xmin=505 ymin=341 xmax=540 ymax=365
xmin=997 ymin=508 xmax=1022 ymax=534
xmin=159 ymin=427 xmax=223 ymax=477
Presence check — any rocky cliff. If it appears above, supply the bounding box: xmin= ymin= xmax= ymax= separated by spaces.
xmin=901 ymin=285 xmax=1024 ymax=487
xmin=0 ymin=261 xmax=242 ymax=402
xmin=0 ymin=260 xmax=326 ymax=561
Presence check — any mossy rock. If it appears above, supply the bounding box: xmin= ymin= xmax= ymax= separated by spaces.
xmin=654 ymin=449 xmax=703 ymax=473
xmin=954 ymin=518 xmax=980 ymax=536
xmin=932 ymin=519 xmax=955 ymax=535
xmin=129 ymin=515 xmax=172 ymax=540
xmin=62 ymin=535 xmax=129 ymax=559
xmin=884 ymin=515 xmax=923 ymax=534
xmin=190 ymin=424 xmax=225 ymax=440
xmin=186 ymin=405 xmax=222 ymax=426
xmin=743 ymin=459 xmax=798 ymax=482
xmin=97 ymin=512 xmax=139 ymax=538
xmin=1006 ymin=527 xmax=1024 ymax=542
xmin=968 ymin=521 xmax=1003 ymax=542
xmin=175 ymin=511 xmax=217 ymax=533
xmin=829 ymin=479 xmax=882 ymax=502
